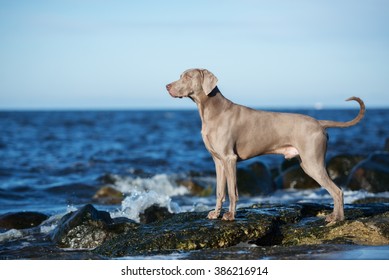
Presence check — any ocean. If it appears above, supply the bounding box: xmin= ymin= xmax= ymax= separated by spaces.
xmin=0 ymin=108 xmax=388 ymax=259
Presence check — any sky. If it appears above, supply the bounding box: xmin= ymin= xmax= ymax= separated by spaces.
xmin=0 ymin=0 xmax=388 ymax=109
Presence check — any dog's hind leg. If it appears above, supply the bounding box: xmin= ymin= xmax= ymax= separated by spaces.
xmin=298 ymin=133 xmax=344 ymax=223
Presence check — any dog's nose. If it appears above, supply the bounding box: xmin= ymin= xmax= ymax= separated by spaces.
xmin=166 ymin=84 xmax=172 ymax=91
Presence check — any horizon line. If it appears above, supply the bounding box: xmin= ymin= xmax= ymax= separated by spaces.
xmin=0 ymin=105 xmax=387 ymax=111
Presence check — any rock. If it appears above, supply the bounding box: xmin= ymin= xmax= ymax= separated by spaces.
xmin=93 ymin=186 xmax=124 ymax=205
xmin=352 ymin=197 xmax=389 ymax=204
xmin=0 ymin=212 xmax=48 ymax=230
xmin=139 ymin=205 xmax=173 ymax=224
xmin=98 ymin=173 xmax=119 ymax=185
xmin=276 ymin=165 xmax=320 ymax=189
xmin=94 ymin=202 xmax=389 ymax=258
xmin=281 ymin=204 xmax=389 ymax=246
xmin=176 ymin=178 xmax=213 ymax=197
xmin=347 ymin=152 xmax=389 ymax=193
xmin=95 ymin=209 xmax=276 ymax=257
xmin=385 ymin=138 xmax=389 ymax=152
xmin=236 ymin=161 xmax=275 ymax=195
xmin=326 ymin=154 xmax=364 ymax=186
xmin=280 ymin=157 xmax=300 ymax=172
xmin=51 ymin=204 xmax=137 ymax=249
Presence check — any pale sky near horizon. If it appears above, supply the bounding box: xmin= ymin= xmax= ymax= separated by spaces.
xmin=0 ymin=0 xmax=388 ymax=109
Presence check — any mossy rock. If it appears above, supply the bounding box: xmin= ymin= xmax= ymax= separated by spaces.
xmin=281 ymin=204 xmax=389 ymax=246
xmin=94 ymin=210 xmax=276 ymax=257
xmin=93 ymin=185 xmax=124 ymax=205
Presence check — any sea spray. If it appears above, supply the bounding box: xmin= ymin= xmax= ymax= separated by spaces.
xmin=113 ymin=174 xmax=189 ymax=197
xmin=111 ymin=174 xmax=189 ymax=222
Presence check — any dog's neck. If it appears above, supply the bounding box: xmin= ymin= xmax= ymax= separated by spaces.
xmin=191 ymin=86 xmax=234 ymax=123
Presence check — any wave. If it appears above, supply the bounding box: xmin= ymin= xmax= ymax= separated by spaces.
xmin=109 ymin=174 xmax=189 ymax=222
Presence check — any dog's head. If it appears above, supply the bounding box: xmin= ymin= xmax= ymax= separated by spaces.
xmin=166 ymin=69 xmax=218 ymax=99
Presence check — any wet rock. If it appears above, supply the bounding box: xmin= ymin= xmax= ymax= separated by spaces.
xmin=275 ymin=165 xmax=320 ymax=189
xmin=139 ymin=205 xmax=173 ymax=224
xmin=236 ymin=161 xmax=275 ymax=195
xmin=326 ymin=154 xmax=364 ymax=186
xmin=51 ymin=204 xmax=137 ymax=249
xmin=347 ymin=152 xmax=389 ymax=193
xmin=93 ymin=186 xmax=124 ymax=205
xmin=95 ymin=209 xmax=278 ymax=257
xmin=0 ymin=212 xmax=48 ymax=230
xmin=94 ymin=202 xmax=389 ymax=258
xmin=176 ymin=178 xmax=213 ymax=197
xmin=281 ymin=204 xmax=389 ymax=246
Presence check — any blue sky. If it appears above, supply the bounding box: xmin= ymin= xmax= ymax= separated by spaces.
xmin=0 ymin=0 xmax=388 ymax=109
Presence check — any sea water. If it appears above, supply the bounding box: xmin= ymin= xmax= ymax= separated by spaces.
xmin=0 ymin=109 xmax=388 ymax=259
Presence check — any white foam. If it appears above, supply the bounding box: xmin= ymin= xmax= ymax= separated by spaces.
xmin=240 ymin=188 xmax=389 ymax=207
xmin=76 ymin=173 xmax=389 ymax=223
xmin=40 ymin=224 xmax=58 ymax=234
xmin=0 ymin=229 xmax=24 ymax=243
xmin=114 ymin=174 xmax=189 ymax=197
xmin=110 ymin=174 xmax=189 ymax=222
xmin=343 ymin=190 xmax=389 ymax=204
xmin=39 ymin=205 xmax=82 ymax=234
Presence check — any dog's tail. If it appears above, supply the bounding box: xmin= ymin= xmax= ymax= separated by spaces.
xmin=319 ymin=97 xmax=365 ymax=128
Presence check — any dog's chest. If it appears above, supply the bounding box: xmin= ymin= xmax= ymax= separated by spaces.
xmin=201 ymin=128 xmax=215 ymax=153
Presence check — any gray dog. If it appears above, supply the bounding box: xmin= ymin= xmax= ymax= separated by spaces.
xmin=166 ymin=69 xmax=365 ymax=223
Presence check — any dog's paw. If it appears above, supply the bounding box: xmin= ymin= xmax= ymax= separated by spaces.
xmin=221 ymin=211 xmax=235 ymax=221
xmin=207 ymin=210 xmax=220 ymax=220
xmin=325 ymin=212 xmax=344 ymax=224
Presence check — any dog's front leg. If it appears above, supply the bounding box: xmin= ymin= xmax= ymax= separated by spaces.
xmin=207 ymin=157 xmax=226 ymax=219
xmin=222 ymin=154 xmax=238 ymax=221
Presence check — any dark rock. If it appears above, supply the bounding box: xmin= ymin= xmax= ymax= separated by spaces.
xmin=139 ymin=205 xmax=173 ymax=224
xmin=0 ymin=212 xmax=48 ymax=230
xmin=326 ymin=154 xmax=364 ymax=186
xmin=176 ymin=178 xmax=213 ymax=196
xmin=352 ymin=197 xmax=389 ymax=204
xmin=93 ymin=186 xmax=123 ymax=205
xmin=276 ymin=165 xmax=320 ymax=189
xmin=270 ymin=167 xmax=280 ymax=180
xmin=280 ymin=157 xmax=300 ymax=172
xmin=95 ymin=209 xmax=276 ymax=257
xmin=385 ymin=138 xmax=389 ymax=152
xmin=98 ymin=174 xmax=119 ymax=185
xmin=276 ymin=154 xmax=365 ymax=189
xmin=347 ymin=152 xmax=389 ymax=193
xmin=94 ymin=202 xmax=389 ymax=258
xmin=236 ymin=161 xmax=275 ymax=195
xmin=51 ymin=204 xmax=137 ymax=249
xmin=281 ymin=204 xmax=389 ymax=246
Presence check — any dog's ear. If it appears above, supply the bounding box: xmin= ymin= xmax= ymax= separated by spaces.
xmin=201 ymin=69 xmax=218 ymax=95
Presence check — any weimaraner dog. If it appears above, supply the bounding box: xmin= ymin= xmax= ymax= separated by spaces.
xmin=166 ymin=69 xmax=365 ymax=223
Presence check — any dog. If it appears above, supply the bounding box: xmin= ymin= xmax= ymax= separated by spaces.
xmin=166 ymin=68 xmax=365 ymax=222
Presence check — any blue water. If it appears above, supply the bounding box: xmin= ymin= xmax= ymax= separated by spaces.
xmin=0 ymin=109 xmax=388 ymax=215
xmin=0 ymin=108 xmax=388 ymax=259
